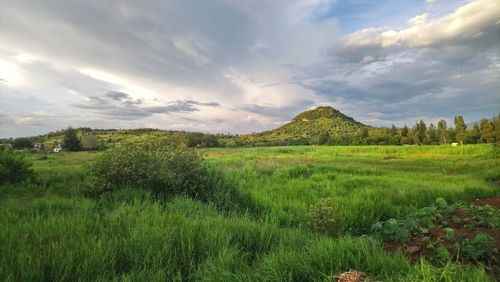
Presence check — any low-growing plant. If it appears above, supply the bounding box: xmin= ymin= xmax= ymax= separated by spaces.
xmin=0 ymin=147 xmax=34 ymax=184
xmin=459 ymin=233 xmax=497 ymax=264
xmin=308 ymin=197 xmax=340 ymax=236
xmin=434 ymin=246 xmax=452 ymax=265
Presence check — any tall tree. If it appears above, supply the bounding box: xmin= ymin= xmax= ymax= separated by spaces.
xmin=318 ymin=131 xmax=330 ymax=145
xmin=428 ymin=123 xmax=437 ymax=144
xmin=454 ymin=115 xmax=466 ymax=145
xmin=469 ymin=122 xmax=481 ymax=144
xmin=480 ymin=118 xmax=494 ymax=143
xmin=401 ymin=124 xmax=409 ymax=137
xmin=437 ymin=119 xmax=449 ymax=145
xmin=415 ymin=120 xmax=427 ymax=145
xmin=63 ymin=127 xmax=82 ymax=151
xmin=12 ymin=138 xmax=34 ymax=150
xmin=390 ymin=124 xmax=398 ymax=136
xmin=494 ymin=114 xmax=500 ymax=143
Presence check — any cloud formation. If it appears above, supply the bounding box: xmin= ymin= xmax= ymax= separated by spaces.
xmin=0 ymin=0 xmax=499 ymax=137
xmin=342 ymin=0 xmax=500 ymax=50
xmin=71 ymin=91 xmax=219 ymax=119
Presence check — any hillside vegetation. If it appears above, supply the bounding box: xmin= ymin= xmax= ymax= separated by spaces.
xmin=2 ymin=107 xmax=499 ymax=149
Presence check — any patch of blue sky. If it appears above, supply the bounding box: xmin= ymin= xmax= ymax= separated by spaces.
xmin=309 ymin=0 xmax=462 ymax=34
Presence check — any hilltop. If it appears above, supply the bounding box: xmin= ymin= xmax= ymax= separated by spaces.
xmin=238 ymin=106 xmax=370 ymax=145
xmin=269 ymin=106 xmax=366 ymax=138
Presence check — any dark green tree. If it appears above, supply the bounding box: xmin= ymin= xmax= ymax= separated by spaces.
xmin=467 ymin=122 xmax=481 ymax=144
xmin=494 ymin=114 xmax=500 ymax=143
xmin=437 ymin=119 xmax=449 ymax=145
xmin=401 ymin=124 xmax=409 ymax=137
xmin=428 ymin=123 xmax=437 ymax=144
xmin=480 ymin=118 xmax=494 ymax=143
xmin=63 ymin=127 xmax=82 ymax=151
xmin=454 ymin=115 xmax=466 ymax=145
xmin=390 ymin=124 xmax=398 ymax=136
xmin=12 ymin=138 xmax=33 ymax=150
xmin=318 ymin=131 xmax=330 ymax=145
xmin=414 ymin=120 xmax=427 ymax=145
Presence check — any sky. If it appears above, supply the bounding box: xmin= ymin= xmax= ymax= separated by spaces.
xmin=0 ymin=0 xmax=499 ymax=138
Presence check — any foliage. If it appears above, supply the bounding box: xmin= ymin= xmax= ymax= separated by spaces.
xmin=89 ymin=139 xmax=244 ymax=208
xmin=371 ymin=197 xmax=499 ymax=274
xmin=9 ymin=108 xmax=500 ymax=148
xmin=81 ymin=135 xmax=98 ymax=150
xmin=480 ymin=118 xmax=495 ymax=143
xmin=454 ymin=115 xmax=466 ymax=145
xmin=63 ymin=127 xmax=82 ymax=151
xmin=0 ymin=148 xmax=34 ymax=184
xmin=0 ymin=145 xmax=498 ymax=281
xmin=308 ymin=197 xmax=340 ymax=236
xmin=12 ymin=137 xmax=33 ymax=150
xmin=459 ymin=233 xmax=497 ymax=263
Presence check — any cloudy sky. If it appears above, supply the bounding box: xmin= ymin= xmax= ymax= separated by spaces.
xmin=1 ymin=0 xmax=499 ymax=137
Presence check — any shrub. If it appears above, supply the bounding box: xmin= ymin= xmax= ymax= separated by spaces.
xmin=308 ymin=197 xmax=340 ymax=236
xmin=89 ymin=139 xmax=248 ymax=209
xmin=0 ymin=148 xmax=34 ymax=184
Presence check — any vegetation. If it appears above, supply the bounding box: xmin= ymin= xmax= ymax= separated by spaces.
xmin=0 ymin=148 xmax=33 ymax=184
xmin=11 ymin=137 xmax=33 ymax=150
xmin=89 ymin=139 xmax=246 ymax=211
xmin=63 ymin=127 xmax=82 ymax=151
xmin=372 ymin=198 xmax=499 ymax=275
xmin=0 ymin=144 xmax=498 ymax=281
xmin=2 ymin=107 xmax=499 ymax=150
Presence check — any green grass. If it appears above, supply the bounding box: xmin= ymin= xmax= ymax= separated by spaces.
xmin=1 ymin=144 xmax=498 ymax=281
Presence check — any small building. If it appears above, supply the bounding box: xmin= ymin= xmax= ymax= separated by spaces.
xmin=0 ymin=143 xmax=13 ymax=150
xmin=53 ymin=144 xmax=62 ymax=152
xmin=33 ymin=143 xmax=45 ymax=152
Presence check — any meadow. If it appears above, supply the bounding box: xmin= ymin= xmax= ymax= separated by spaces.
xmin=1 ymin=144 xmax=499 ymax=281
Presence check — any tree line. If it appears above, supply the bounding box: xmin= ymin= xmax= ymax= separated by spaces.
xmin=2 ymin=114 xmax=499 ymax=150
xmin=235 ymin=114 xmax=500 ymax=146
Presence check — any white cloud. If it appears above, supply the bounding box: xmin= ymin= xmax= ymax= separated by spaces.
xmin=0 ymin=0 xmax=499 ymax=137
xmin=344 ymin=0 xmax=500 ymax=49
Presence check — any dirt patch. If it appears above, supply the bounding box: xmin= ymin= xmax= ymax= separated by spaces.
xmin=475 ymin=196 xmax=500 ymax=208
xmin=335 ymin=271 xmax=373 ymax=282
xmin=383 ymin=197 xmax=500 ymax=276
xmin=382 ymin=156 xmax=397 ymax=160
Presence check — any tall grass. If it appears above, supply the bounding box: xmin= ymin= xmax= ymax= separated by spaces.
xmin=0 ymin=197 xmax=492 ymax=281
xmin=0 ymin=145 xmax=498 ymax=281
xmin=207 ymin=144 xmax=499 ymax=232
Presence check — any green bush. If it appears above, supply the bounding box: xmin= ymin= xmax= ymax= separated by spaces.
xmin=308 ymin=197 xmax=340 ymax=236
xmin=90 ymin=139 xmax=247 ymax=208
xmin=0 ymin=148 xmax=34 ymax=184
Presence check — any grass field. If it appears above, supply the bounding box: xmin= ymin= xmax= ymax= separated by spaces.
xmin=1 ymin=145 xmax=499 ymax=281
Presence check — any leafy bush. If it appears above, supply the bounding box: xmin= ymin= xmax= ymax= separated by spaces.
xmin=308 ymin=197 xmax=340 ymax=236
xmin=0 ymin=148 xmax=34 ymax=184
xmin=89 ymin=139 xmax=250 ymax=210
xmin=459 ymin=233 xmax=497 ymax=263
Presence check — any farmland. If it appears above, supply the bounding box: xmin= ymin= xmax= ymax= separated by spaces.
xmin=1 ymin=144 xmax=499 ymax=281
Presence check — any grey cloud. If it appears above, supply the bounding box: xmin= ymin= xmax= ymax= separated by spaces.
xmin=1 ymin=0 xmax=499 ymax=136
xmin=240 ymin=99 xmax=315 ymax=119
xmin=105 ymin=91 xmax=130 ymax=101
xmin=71 ymin=91 xmax=219 ymax=119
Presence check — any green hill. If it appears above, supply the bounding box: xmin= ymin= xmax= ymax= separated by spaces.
xmin=236 ymin=106 xmax=369 ymax=145
xmin=272 ymin=106 xmax=366 ymax=137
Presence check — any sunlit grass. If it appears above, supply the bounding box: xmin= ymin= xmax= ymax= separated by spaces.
xmin=0 ymin=144 xmax=498 ymax=281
